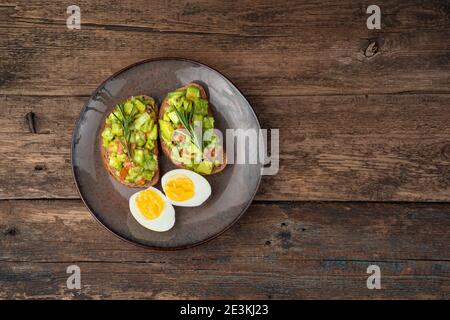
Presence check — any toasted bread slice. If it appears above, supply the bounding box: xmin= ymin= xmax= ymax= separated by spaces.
xmin=101 ymin=95 xmax=160 ymax=187
xmin=159 ymin=83 xmax=227 ymax=175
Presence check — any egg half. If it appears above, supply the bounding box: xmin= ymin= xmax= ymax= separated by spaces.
xmin=129 ymin=187 xmax=175 ymax=232
xmin=161 ymin=169 xmax=211 ymax=207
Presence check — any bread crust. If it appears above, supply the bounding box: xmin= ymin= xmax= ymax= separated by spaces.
xmin=100 ymin=95 xmax=160 ymax=187
xmin=159 ymin=83 xmax=227 ymax=175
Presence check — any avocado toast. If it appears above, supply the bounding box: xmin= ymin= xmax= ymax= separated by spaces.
xmin=100 ymin=95 xmax=160 ymax=187
xmin=159 ymin=83 xmax=227 ymax=175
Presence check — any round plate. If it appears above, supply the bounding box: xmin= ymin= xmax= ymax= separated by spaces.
xmin=71 ymin=58 xmax=262 ymax=249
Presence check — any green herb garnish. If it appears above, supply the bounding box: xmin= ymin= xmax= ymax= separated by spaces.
xmin=172 ymin=104 xmax=202 ymax=150
xmin=111 ymin=103 xmax=137 ymax=160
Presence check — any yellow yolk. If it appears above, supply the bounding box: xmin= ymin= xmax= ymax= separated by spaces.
xmin=135 ymin=189 xmax=165 ymax=220
xmin=164 ymin=174 xmax=195 ymax=202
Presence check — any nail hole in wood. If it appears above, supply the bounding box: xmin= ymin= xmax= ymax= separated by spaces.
xmin=3 ymin=226 xmax=19 ymax=236
xmin=34 ymin=164 xmax=46 ymax=171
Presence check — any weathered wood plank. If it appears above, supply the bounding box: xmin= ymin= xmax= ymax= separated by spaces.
xmin=1 ymin=94 xmax=450 ymax=201
xmin=0 ymin=200 xmax=449 ymax=299
xmin=0 ymin=0 xmax=449 ymax=96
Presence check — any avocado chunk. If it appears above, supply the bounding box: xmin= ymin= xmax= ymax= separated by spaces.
xmin=203 ymin=116 xmax=214 ymax=130
xmin=134 ymin=112 xmax=150 ymax=130
xmin=196 ymin=160 xmax=213 ymax=175
xmin=167 ymin=111 xmax=179 ymax=124
xmin=167 ymin=90 xmax=186 ymax=105
xmin=102 ymin=128 xmax=114 ymax=142
xmin=186 ymin=86 xmax=200 ymax=100
xmin=192 ymin=114 xmax=204 ymax=124
xmin=193 ymin=98 xmax=208 ymax=115
xmin=148 ymin=124 xmax=158 ymax=140
xmin=133 ymin=149 xmax=145 ymax=166
xmin=159 ymin=119 xmax=174 ymax=145
xmin=124 ymin=101 xmax=134 ymax=115
xmin=112 ymin=122 xmax=123 ymax=136
xmin=133 ymin=99 xmax=146 ymax=112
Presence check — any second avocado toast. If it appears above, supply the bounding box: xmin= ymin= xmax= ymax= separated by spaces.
xmin=158 ymin=83 xmax=227 ymax=175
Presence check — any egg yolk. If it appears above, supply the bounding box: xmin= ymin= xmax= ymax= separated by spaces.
xmin=136 ymin=189 xmax=165 ymax=220
xmin=164 ymin=174 xmax=195 ymax=202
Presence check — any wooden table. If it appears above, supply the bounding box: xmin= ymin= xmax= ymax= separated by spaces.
xmin=1 ymin=0 xmax=449 ymax=299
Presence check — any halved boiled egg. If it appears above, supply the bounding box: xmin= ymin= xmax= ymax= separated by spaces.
xmin=129 ymin=187 xmax=175 ymax=232
xmin=161 ymin=169 xmax=211 ymax=207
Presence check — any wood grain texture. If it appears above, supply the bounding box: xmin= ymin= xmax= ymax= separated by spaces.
xmin=0 ymin=0 xmax=449 ymax=96
xmin=2 ymin=94 xmax=450 ymax=201
xmin=1 ymin=200 xmax=449 ymax=299
xmin=1 ymin=0 xmax=450 ymax=300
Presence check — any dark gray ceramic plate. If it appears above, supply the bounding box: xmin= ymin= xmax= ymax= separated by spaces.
xmin=71 ymin=58 xmax=261 ymax=249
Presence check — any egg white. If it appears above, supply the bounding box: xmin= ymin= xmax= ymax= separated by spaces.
xmin=129 ymin=187 xmax=175 ymax=232
xmin=161 ymin=169 xmax=212 ymax=207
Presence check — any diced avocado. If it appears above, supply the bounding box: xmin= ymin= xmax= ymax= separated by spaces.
xmin=134 ymin=112 xmax=150 ymax=130
xmin=175 ymin=98 xmax=184 ymax=111
xmin=135 ymin=132 xmax=146 ymax=147
xmin=186 ymin=86 xmax=200 ymax=100
xmin=167 ymin=90 xmax=186 ymax=99
xmin=102 ymin=128 xmax=114 ymax=141
xmin=117 ymin=154 xmax=126 ymax=162
xmin=196 ymin=160 xmax=213 ymax=175
xmin=167 ymin=111 xmax=179 ymax=124
xmin=143 ymin=170 xmax=155 ymax=181
xmin=159 ymin=120 xmax=174 ymax=145
xmin=163 ymin=112 xmax=171 ymax=122
xmin=111 ymin=123 xmax=122 ymax=136
xmin=193 ymin=98 xmax=208 ymax=115
xmin=108 ymin=154 xmax=123 ymax=170
xmin=141 ymin=120 xmax=154 ymax=133
xmin=126 ymin=167 xmax=143 ymax=182
xmin=148 ymin=124 xmax=158 ymax=140
xmin=192 ymin=114 xmax=204 ymax=124
xmin=144 ymin=156 xmax=157 ymax=171
xmin=203 ymin=116 xmax=214 ymax=130
xmin=133 ymin=99 xmax=146 ymax=112
xmin=140 ymin=96 xmax=155 ymax=107
xmin=167 ymin=90 xmax=186 ymax=106
xmin=133 ymin=149 xmax=145 ymax=166
xmin=182 ymin=98 xmax=192 ymax=112
xmin=144 ymin=139 xmax=154 ymax=150
xmin=124 ymin=101 xmax=134 ymax=115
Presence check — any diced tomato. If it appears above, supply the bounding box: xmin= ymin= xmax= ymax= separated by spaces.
xmin=119 ymin=167 xmax=128 ymax=180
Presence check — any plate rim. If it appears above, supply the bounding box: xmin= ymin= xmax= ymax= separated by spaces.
xmin=71 ymin=57 xmax=262 ymax=250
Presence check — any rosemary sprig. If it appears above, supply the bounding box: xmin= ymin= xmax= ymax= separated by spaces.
xmin=112 ymin=102 xmax=136 ymax=161
xmin=172 ymin=104 xmax=202 ymax=150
